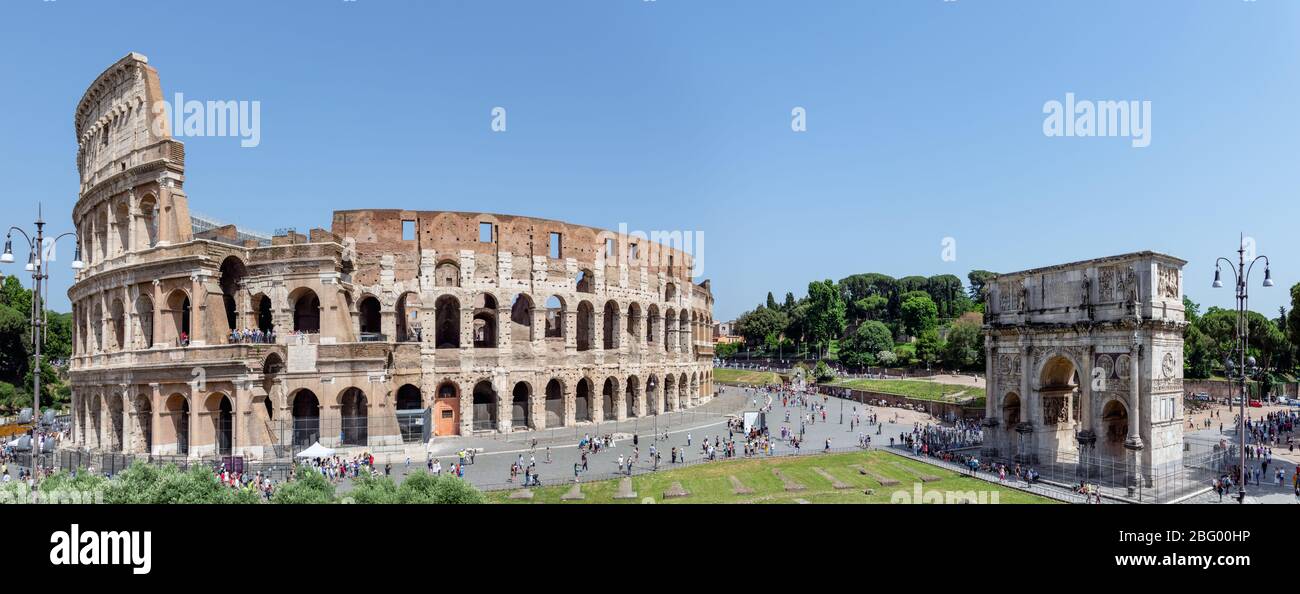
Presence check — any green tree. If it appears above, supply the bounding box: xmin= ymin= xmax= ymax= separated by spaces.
xmin=941 ymin=318 xmax=982 ymax=369
xmin=899 ymin=291 xmax=938 ymax=337
xmin=735 ymin=306 xmax=788 ymax=351
xmin=838 ymin=320 xmax=893 ymax=369
xmin=271 ymin=465 xmax=337 ymax=504
xmin=766 ymin=292 xmax=778 ymax=311
xmin=968 ymin=270 xmax=997 ymax=304
xmin=915 ymin=329 xmax=943 ymax=368
xmin=804 ymin=280 xmax=846 ymax=357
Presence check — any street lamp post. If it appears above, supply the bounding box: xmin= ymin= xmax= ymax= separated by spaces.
xmin=2 ymin=204 xmax=82 ymax=477
xmin=1213 ymin=235 xmax=1272 ymax=504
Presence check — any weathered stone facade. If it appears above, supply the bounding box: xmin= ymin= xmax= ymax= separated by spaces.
xmin=66 ymin=54 xmax=716 ymax=460
xmin=982 ymin=252 xmax=1186 ymax=488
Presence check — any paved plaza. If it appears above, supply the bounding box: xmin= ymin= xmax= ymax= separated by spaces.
xmin=332 ymin=385 xmax=943 ymax=494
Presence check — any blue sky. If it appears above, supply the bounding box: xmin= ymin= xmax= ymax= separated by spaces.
xmin=1 ymin=0 xmax=1298 ymax=320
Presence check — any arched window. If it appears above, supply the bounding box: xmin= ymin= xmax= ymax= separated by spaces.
xmin=435 ymin=295 xmax=460 ymax=348
xmin=473 ymin=294 xmax=498 ymax=348
xmin=291 ymin=289 xmax=321 ymax=333
xmin=435 ymin=261 xmax=460 ymax=287
xmin=219 ymin=257 xmax=247 ymax=332
xmin=576 ymin=301 xmax=595 ymax=351
xmin=544 ymin=296 xmax=565 ymax=339
xmin=358 ymin=296 xmax=382 ymax=336
xmin=510 ymin=294 xmax=534 ymax=342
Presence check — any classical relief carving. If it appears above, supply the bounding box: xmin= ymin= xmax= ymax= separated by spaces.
xmin=1158 ymin=265 xmax=1179 ymax=300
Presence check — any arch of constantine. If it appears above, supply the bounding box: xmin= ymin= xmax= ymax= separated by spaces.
xmin=982 ymin=252 xmax=1187 ymax=488
xmin=66 ymin=53 xmax=716 ymax=460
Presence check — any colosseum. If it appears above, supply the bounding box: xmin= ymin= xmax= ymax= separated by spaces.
xmin=67 ymin=53 xmax=716 ymax=460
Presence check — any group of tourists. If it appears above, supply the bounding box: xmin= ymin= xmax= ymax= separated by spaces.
xmin=214 ymin=463 xmax=277 ymax=500
xmin=228 ymin=327 xmax=277 ymax=344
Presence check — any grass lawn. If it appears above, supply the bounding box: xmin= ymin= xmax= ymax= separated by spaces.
xmin=713 ymin=368 xmax=783 ymax=386
xmin=486 ymin=450 xmax=1053 ymax=504
xmin=826 ymin=378 xmax=986 ymax=404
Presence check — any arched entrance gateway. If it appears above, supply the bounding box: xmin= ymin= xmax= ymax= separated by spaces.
xmin=291 ymin=390 xmax=321 ymax=448
xmin=983 ymin=252 xmax=1187 ymax=494
xmin=339 ymin=388 xmax=368 ymax=446
xmin=512 ymin=382 xmax=532 ymax=430
xmin=434 ymin=382 xmax=460 ymax=437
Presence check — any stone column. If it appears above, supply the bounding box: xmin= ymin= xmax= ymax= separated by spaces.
xmin=190 ymin=274 xmax=206 ymax=346
xmin=151 ymin=280 xmax=163 ymax=348
xmin=614 ymin=379 xmax=627 ymax=421
xmin=149 ymin=383 xmax=161 ymax=455
xmin=531 ymin=306 xmax=545 ymax=348
xmin=1126 ymin=335 xmax=1143 ymax=449
xmin=563 ymin=310 xmax=577 ymax=351
xmin=563 ymin=380 xmax=576 ymax=426
xmin=983 ymin=336 xmax=996 ymax=422
xmin=496 ymin=305 xmax=512 ymax=354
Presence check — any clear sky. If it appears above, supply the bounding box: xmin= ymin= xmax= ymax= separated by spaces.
xmin=1 ymin=0 xmax=1298 ymax=320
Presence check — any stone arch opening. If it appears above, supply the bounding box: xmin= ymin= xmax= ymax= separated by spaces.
xmin=471 ymin=380 xmax=498 ymax=431
xmin=472 ymin=293 xmax=498 ymax=348
xmin=219 ymin=256 xmax=247 ymax=332
xmin=138 ymin=194 xmax=158 ymax=249
xmin=602 ymin=301 xmax=617 ymax=350
xmin=206 ymin=393 xmax=234 ymax=456
xmin=625 ymin=375 xmax=640 ymax=418
xmin=339 ymin=387 xmax=368 ymax=446
xmin=434 ymin=381 xmax=460 ymax=436
xmin=396 ymin=292 xmax=421 ymax=342
xmin=603 ymin=377 xmax=616 ymax=421
xmin=396 ymin=384 xmax=422 ymax=410
xmin=664 ymin=375 xmax=677 ymax=412
xmin=665 ymin=282 xmax=677 ymax=302
xmin=164 ymin=394 xmax=189 ymax=456
xmin=510 ymin=293 xmax=535 ymax=342
xmin=512 ymin=382 xmax=532 ymax=429
xmin=291 ymin=389 xmax=320 ymax=448
xmin=1039 ymin=355 xmax=1079 ymax=427
xmin=133 ymin=295 xmax=152 ymax=348
xmin=435 ymin=295 xmax=460 ymax=348
xmin=109 ymin=298 xmax=125 ymax=351
xmin=1101 ymin=399 xmax=1129 ymax=460
xmin=576 ymin=301 xmax=595 ymax=351
xmin=575 ymin=378 xmax=592 ymax=422
xmin=358 ymin=295 xmax=382 ymax=337
xmin=254 ymin=293 xmax=274 ymax=333
xmin=576 ymin=269 xmax=594 ymax=293
xmin=646 ymin=305 xmax=659 ymax=344
xmin=435 ymin=261 xmax=460 ymax=287
xmin=289 ymin=288 xmax=320 ymax=334
xmin=1002 ymin=392 xmax=1020 ymax=427
xmin=165 ymin=290 xmax=191 ymax=346
xmin=545 ymin=379 xmax=564 ymax=426
xmin=545 ymin=296 xmax=565 ymax=339
xmin=626 ymin=302 xmax=642 ymax=344
xmin=106 ymin=394 xmax=124 ymax=451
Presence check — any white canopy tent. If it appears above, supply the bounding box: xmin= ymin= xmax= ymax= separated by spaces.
xmin=295 ymin=442 xmax=335 ymax=458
